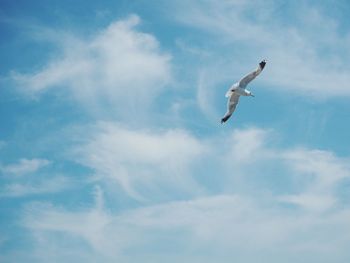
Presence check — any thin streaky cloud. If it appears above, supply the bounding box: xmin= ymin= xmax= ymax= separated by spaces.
xmin=0 ymin=176 xmax=72 ymax=197
xmin=1 ymin=1 xmax=350 ymax=262
xmin=172 ymin=0 xmax=350 ymax=98
xmin=11 ymin=15 xmax=172 ymax=119
xmin=72 ymin=122 xmax=206 ymax=201
xmin=0 ymin=158 xmax=50 ymax=176
xmin=21 ymin=190 xmax=350 ymax=263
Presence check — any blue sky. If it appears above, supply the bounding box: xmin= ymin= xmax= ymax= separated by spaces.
xmin=1 ymin=0 xmax=350 ymax=262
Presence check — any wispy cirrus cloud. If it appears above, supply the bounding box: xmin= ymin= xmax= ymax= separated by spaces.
xmin=50 ymin=123 xmax=349 ymax=225
xmin=0 ymin=158 xmax=50 ymax=176
xmin=70 ymin=124 xmax=350 ymax=210
xmin=21 ymin=188 xmax=350 ymax=263
xmin=73 ymin=122 xmax=206 ymax=201
xmin=171 ymin=0 xmax=350 ymax=100
xmin=11 ymin=15 xmax=171 ymax=119
xmin=2 ymin=126 xmax=348 ymax=262
xmin=215 ymin=127 xmax=350 ymax=211
xmin=0 ymin=175 xmax=72 ymax=197
xmin=279 ymin=148 xmax=350 ymax=211
xmin=2 ymin=2 xmax=350 ymax=262
xmin=0 ymin=158 xmax=74 ymax=197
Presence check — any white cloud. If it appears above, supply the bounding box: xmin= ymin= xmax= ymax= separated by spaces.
xmin=278 ymin=193 xmax=336 ymax=212
xmin=196 ymin=69 xmax=224 ymax=120
xmin=0 ymin=158 xmax=50 ymax=176
xmin=173 ymin=0 xmax=350 ymax=99
xmin=12 ymin=15 xmax=171 ymax=117
xmin=23 ymin=186 xmax=111 ymax=255
xmin=279 ymin=148 xmax=350 ymax=211
xmin=2 ymin=126 xmax=347 ymax=262
xmin=71 ymin=124 xmax=349 ymax=210
xmin=73 ymin=122 xmax=206 ymax=201
xmin=226 ymin=128 xmax=350 ymax=211
xmin=0 ymin=158 xmax=73 ymax=197
xmin=0 ymin=176 xmax=72 ymax=197
xmin=283 ymin=148 xmax=350 ymax=184
xmin=21 ymin=189 xmax=350 ymax=263
xmin=224 ymin=127 xmax=270 ymax=163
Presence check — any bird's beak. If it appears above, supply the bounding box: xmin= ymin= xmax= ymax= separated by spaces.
xmin=251 ymin=94 xmax=255 ymax=97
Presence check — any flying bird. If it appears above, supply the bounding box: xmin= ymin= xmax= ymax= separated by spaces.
xmin=221 ymin=60 xmax=266 ymax=123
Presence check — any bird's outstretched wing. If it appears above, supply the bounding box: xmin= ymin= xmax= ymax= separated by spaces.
xmin=228 ymin=93 xmax=240 ymax=114
xmin=238 ymin=60 xmax=266 ymax=88
xmin=221 ymin=93 xmax=240 ymax=123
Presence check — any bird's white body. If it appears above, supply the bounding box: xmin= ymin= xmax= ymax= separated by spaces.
xmin=221 ymin=60 xmax=266 ymax=123
xmin=226 ymin=85 xmax=252 ymax=97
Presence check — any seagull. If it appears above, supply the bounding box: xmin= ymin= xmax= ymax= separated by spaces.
xmin=221 ymin=60 xmax=267 ymax=123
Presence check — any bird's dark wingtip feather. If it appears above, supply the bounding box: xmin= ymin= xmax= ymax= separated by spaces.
xmin=259 ymin=59 xmax=266 ymax=70
xmin=221 ymin=115 xmax=231 ymax=124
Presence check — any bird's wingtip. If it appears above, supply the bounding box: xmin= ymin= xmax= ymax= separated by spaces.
xmin=259 ymin=59 xmax=267 ymax=69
